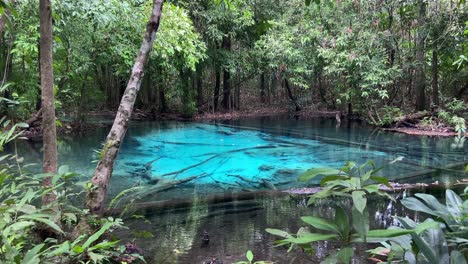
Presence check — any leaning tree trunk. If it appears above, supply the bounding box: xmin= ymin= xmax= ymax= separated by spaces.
xmin=87 ymin=0 xmax=164 ymax=216
xmin=39 ymin=0 xmax=58 ymax=204
xmin=284 ymin=78 xmax=301 ymax=112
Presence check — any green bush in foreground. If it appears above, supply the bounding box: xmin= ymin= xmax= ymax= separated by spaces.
xmin=0 ymin=123 xmax=143 ymax=264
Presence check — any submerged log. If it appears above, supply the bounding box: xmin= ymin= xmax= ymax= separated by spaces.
xmin=135 ymin=174 xmax=204 ymax=199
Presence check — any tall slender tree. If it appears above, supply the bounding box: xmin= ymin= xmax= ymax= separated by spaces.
xmin=87 ymin=0 xmax=164 ymax=216
xmin=415 ymin=0 xmax=427 ymax=111
xmin=39 ymin=0 xmax=58 ymax=204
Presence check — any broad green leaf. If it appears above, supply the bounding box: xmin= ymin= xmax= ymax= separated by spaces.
xmin=352 ymin=206 xmax=369 ymax=240
xmin=367 ymin=228 xmax=413 ymax=238
xmin=301 ymin=216 xmax=340 ymax=233
xmin=265 ymin=228 xmax=291 ymax=238
xmin=414 ymin=220 xmax=439 ymax=234
xmin=298 ymin=168 xmax=341 ymax=182
xmin=363 ymin=184 xmax=379 ymax=194
xmin=451 ymin=250 xmax=467 ymax=264
xmin=82 ymin=220 xmax=114 ymax=250
xmin=352 ymin=191 xmax=366 ymax=213
xmin=321 ymin=247 xmax=353 ymax=264
xmin=401 ymin=197 xmax=434 ymax=215
xmin=334 ymin=208 xmax=350 ymax=240
xmin=446 ymin=189 xmax=463 ymax=219
xmin=284 ymin=233 xmax=337 ymax=244
xmin=246 ymin=250 xmax=254 ymax=262
xmin=398 ymin=217 xmax=438 ymax=263
xmin=320 ymin=175 xmax=349 ymax=186
xmin=18 ymin=215 xmax=63 ymax=234
xmin=88 ymin=252 xmax=107 ymax=263
xmin=22 ymin=243 xmax=44 ymax=264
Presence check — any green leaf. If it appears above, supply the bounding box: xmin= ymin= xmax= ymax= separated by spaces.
xmin=451 ymin=250 xmax=467 ymax=264
xmin=284 ymin=233 xmax=337 ymax=244
xmin=334 ymin=208 xmax=350 ymax=240
xmin=363 ymin=184 xmax=379 ymax=194
xmin=298 ymin=168 xmax=342 ymax=182
xmin=367 ymin=228 xmax=413 ymax=238
xmin=446 ymin=189 xmax=463 ymax=218
xmin=352 ymin=206 xmax=369 ymax=240
xmin=22 ymin=243 xmax=44 ymax=264
xmin=18 ymin=215 xmax=63 ymax=234
xmin=321 ymin=247 xmax=353 ymax=264
xmin=414 ymin=220 xmax=439 ymax=234
xmin=352 ymin=191 xmax=366 ymax=214
xmin=320 ymin=175 xmax=349 ymax=186
xmin=370 ymin=176 xmax=391 ymax=188
xmin=246 ymin=250 xmax=254 ymax=262
xmin=265 ymin=228 xmax=291 ymax=238
xmin=82 ymin=220 xmax=114 ymax=250
xmin=88 ymin=252 xmax=107 ymax=263
xmin=305 ymin=0 xmax=311 ymax=6
xmin=398 ymin=218 xmax=438 ymax=263
xmin=301 ymin=216 xmax=340 ymax=233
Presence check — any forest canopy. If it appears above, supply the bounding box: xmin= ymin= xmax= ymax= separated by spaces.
xmin=0 ymin=0 xmax=467 ymax=123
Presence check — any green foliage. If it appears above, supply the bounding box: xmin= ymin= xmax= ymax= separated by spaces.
xmin=0 ymin=126 xmax=143 ymax=263
xmin=298 ymin=159 xmax=398 ymax=209
xmin=267 ymin=159 xmax=468 ymax=263
xmin=234 ymin=250 xmax=273 ymax=264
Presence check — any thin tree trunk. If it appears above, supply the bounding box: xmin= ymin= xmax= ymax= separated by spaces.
xmin=414 ymin=0 xmax=427 ymax=111
xmin=432 ymin=49 xmax=439 ymax=106
xmin=214 ymin=68 xmax=220 ymax=111
xmin=221 ymin=36 xmax=231 ymax=110
xmin=87 ymin=0 xmax=164 ymax=216
xmin=260 ymin=73 xmax=266 ymax=104
xmin=196 ymin=64 xmax=203 ymax=110
xmin=39 ymin=0 xmax=58 ymax=204
xmin=284 ymin=78 xmax=301 ymax=112
xmin=0 ymin=15 xmax=4 ymax=39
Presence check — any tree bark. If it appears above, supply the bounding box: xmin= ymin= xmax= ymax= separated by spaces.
xmin=0 ymin=15 xmax=4 ymax=42
xmin=87 ymin=0 xmax=164 ymax=216
xmin=39 ymin=0 xmax=58 ymax=204
xmin=214 ymin=68 xmax=220 ymax=111
xmin=284 ymin=78 xmax=301 ymax=112
xmin=432 ymin=49 xmax=439 ymax=106
xmin=221 ymin=36 xmax=231 ymax=110
xmin=196 ymin=64 xmax=203 ymax=109
xmin=260 ymin=73 xmax=266 ymax=104
xmin=414 ymin=0 xmax=427 ymax=111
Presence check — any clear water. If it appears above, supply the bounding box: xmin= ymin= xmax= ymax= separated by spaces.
xmin=4 ymin=116 xmax=467 ymax=263
xmin=118 ymin=188 xmax=448 ymax=263
xmin=5 ymin=116 xmax=467 ymax=199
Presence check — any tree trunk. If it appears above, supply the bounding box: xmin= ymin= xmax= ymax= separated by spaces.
xmin=414 ymin=0 xmax=427 ymax=111
xmin=39 ymin=0 xmax=58 ymax=204
xmin=432 ymin=49 xmax=439 ymax=107
xmin=284 ymin=78 xmax=301 ymax=112
xmin=221 ymin=36 xmax=231 ymax=110
xmin=86 ymin=0 xmax=164 ymax=216
xmin=196 ymin=64 xmax=203 ymax=109
xmin=260 ymin=73 xmax=266 ymax=104
xmin=0 ymin=15 xmax=4 ymax=39
xmin=214 ymin=68 xmax=220 ymax=111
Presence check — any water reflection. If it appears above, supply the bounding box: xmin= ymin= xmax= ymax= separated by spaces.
xmin=118 ymin=189 xmax=437 ymax=264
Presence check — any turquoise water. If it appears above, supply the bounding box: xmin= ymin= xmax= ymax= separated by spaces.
xmin=6 ymin=116 xmax=467 ymax=199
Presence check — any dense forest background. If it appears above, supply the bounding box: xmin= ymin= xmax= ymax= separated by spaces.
xmin=1 ymin=0 xmax=467 ymax=124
